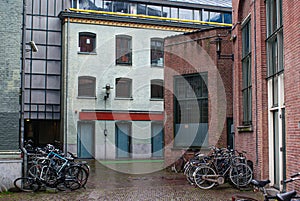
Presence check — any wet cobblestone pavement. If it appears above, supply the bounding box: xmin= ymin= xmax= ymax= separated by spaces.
xmin=0 ymin=160 xmax=263 ymax=201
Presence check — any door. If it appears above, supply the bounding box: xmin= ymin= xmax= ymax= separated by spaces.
xmin=116 ymin=122 xmax=131 ymax=158
xmin=273 ymin=110 xmax=280 ymax=188
xmin=152 ymin=122 xmax=164 ymax=157
xmin=77 ymin=122 xmax=94 ymax=158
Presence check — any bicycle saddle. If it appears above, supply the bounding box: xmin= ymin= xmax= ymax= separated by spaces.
xmin=276 ymin=190 xmax=297 ymax=201
xmin=251 ymin=179 xmax=270 ymax=187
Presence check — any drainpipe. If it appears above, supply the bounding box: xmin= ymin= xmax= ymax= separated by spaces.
xmin=21 ymin=0 xmax=28 ymax=176
xmin=64 ymin=17 xmax=70 ymax=156
xmin=253 ymin=0 xmax=259 ymax=167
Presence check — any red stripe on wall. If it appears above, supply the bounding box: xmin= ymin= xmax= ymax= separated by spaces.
xmin=79 ymin=111 xmax=164 ymax=121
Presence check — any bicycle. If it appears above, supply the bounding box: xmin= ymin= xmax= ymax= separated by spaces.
xmin=192 ymin=147 xmax=253 ymax=189
xmin=232 ymin=175 xmax=300 ymax=201
xmin=15 ymin=144 xmax=89 ymax=192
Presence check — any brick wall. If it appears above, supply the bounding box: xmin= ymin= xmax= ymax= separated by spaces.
xmin=231 ymin=0 xmax=269 ymax=180
xmin=283 ymin=0 xmax=300 ymax=190
xmin=233 ymin=0 xmax=300 ymax=188
xmin=164 ymin=28 xmax=233 ymax=166
xmin=0 ymin=1 xmax=22 ymax=150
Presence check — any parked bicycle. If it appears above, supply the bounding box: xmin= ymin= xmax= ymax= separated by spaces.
xmin=192 ymin=146 xmax=253 ymax=189
xmin=14 ymin=143 xmax=89 ymax=192
xmin=232 ymin=173 xmax=300 ymax=201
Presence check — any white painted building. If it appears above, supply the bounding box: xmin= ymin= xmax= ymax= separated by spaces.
xmin=59 ymin=0 xmax=232 ymax=160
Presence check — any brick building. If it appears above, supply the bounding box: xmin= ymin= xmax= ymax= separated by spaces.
xmin=232 ymin=0 xmax=300 ymax=191
xmin=164 ymin=27 xmax=233 ymax=166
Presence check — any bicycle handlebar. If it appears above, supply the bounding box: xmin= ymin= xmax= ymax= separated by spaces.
xmin=284 ymin=177 xmax=300 ymax=183
xmin=291 ymin=172 xmax=300 ymax=178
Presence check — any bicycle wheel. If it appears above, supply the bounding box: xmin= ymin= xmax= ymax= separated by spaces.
xmin=14 ymin=177 xmax=40 ymax=192
xmin=64 ymin=166 xmax=88 ymax=190
xmin=185 ymin=164 xmax=197 ymax=185
xmin=229 ymin=163 xmax=253 ymax=187
xmin=28 ymin=164 xmax=42 ymax=178
xmin=42 ymin=167 xmax=58 ymax=188
xmin=193 ymin=166 xmax=216 ymax=189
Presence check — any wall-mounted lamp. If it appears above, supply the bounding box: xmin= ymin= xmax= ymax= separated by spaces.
xmin=103 ymin=83 xmax=113 ymax=100
xmin=26 ymin=41 xmax=38 ymax=52
xmin=212 ymin=36 xmax=234 ymax=61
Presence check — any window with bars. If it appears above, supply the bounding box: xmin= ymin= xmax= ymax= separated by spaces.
xmin=241 ymin=18 xmax=252 ymax=125
xmin=174 ymin=73 xmax=208 ymax=147
xmin=78 ymin=76 xmax=96 ymax=97
xmin=151 ymin=38 xmax=164 ymax=67
xmin=116 ymin=78 xmax=132 ymax=98
xmin=174 ymin=74 xmax=208 ymax=124
xmin=116 ymin=35 xmax=132 ymax=65
xmin=79 ymin=32 xmax=96 ymax=53
xmin=151 ymin=79 xmax=164 ymax=99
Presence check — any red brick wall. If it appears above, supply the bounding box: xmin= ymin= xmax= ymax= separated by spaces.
xmin=232 ymin=0 xmax=269 ymax=180
xmin=283 ymin=0 xmax=300 ymax=191
xmin=233 ymin=0 xmax=300 ymax=190
xmin=164 ymin=28 xmax=233 ymax=166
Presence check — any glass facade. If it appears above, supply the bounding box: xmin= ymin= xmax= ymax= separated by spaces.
xmin=25 ymin=0 xmax=66 ymax=120
xmin=71 ymin=0 xmax=232 ymax=24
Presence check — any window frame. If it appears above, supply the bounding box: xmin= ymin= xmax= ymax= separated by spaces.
xmin=151 ymin=38 xmax=164 ymax=67
xmin=150 ymin=79 xmax=164 ymax=100
xmin=116 ymin=35 xmax=132 ymax=66
xmin=78 ymin=32 xmax=96 ymax=53
xmin=115 ymin=77 xmax=132 ymax=99
xmin=78 ymin=76 xmax=96 ymax=98
xmin=241 ymin=18 xmax=252 ymax=125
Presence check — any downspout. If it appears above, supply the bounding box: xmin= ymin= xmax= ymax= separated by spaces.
xmin=64 ymin=17 xmax=70 ymax=156
xmin=21 ymin=0 xmax=28 ymax=176
xmin=253 ymin=0 xmax=259 ymax=166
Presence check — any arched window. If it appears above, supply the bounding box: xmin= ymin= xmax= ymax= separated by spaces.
xmin=151 ymin=79 xmax=164 ymax=99
xmin=79 ymin=32 xmax=96 ymax=53
xmin=116 ymin=35 xmax=132 ymax=65
xmin=78 ymin=76 xmax=96 ymax=97
xmin=115 ymin=78 xmax=132 ymax=98
xmin=151 ymin=38 xmax=164 ymax=67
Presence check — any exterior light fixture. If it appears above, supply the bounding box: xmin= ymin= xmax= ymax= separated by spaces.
xmin=103 ymin=83 xmax=113 ymax=100
xmin=212 ymin=36 xmax=234 ymax=61
xmin=26 ymin=41 xmax=38 ymax=52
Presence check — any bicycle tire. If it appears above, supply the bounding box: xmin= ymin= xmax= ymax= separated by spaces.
xmin=229 ymin=163 xmax=253 ymax=187
xmin=193 ymin=166 xmax=216 ymax=190
xmin=185 ymin=164 xmax=197 ymax=185
xmin=42 ymin=167 xmax=58 ymax=188
xmin=14 ymin=177 xmax=40 ymax=192
xmin=64 ymin=165 xmax=88 ymax=189
xmin=28 ymin=164 xmax=42 ymax=178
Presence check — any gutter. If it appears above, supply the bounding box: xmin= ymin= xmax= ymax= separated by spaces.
xmin=21 ymin=0 xmax=28 ymax=176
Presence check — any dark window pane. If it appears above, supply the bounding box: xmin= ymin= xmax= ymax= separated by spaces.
xmin=116 ymin=35 xmax=132 ymax=65
xmin=151 ymin=38 xmax=164 ymax=67
xmin=116 ymin=78 xmax=132 ymax=98
xmin=79 ymin=32 xmax=96 ymax=53
xmin=78 ymin=76 xmax=96 ymax=97
xmin=151 ymin=79 xmax=163 ymax=99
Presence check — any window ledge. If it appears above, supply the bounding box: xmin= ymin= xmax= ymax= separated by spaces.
xmin=78 ymin=52 xmax=97 ymax=55
xmin=150 ymin=98 xmax=163 ymax=101
xmin=151 ymin=65 xmax=164 ymax=68
xmin=237 ymin=125 xmax=253 ymax=132
xmin=77 ymin=96 xmax=97 ymax=99
xmin=114 ymin=97 xmax=133 ymax=100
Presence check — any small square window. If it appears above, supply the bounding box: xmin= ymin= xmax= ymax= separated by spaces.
xmin=79 ymin=32 xmax=96 ymax=53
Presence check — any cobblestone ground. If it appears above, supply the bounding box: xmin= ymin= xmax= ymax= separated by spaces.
xmin=0 ymin=160 xmax=264 ymax=201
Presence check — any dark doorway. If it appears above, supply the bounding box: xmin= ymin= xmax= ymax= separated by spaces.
xmin=24 ymin=120 xmax=61 ymax=148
